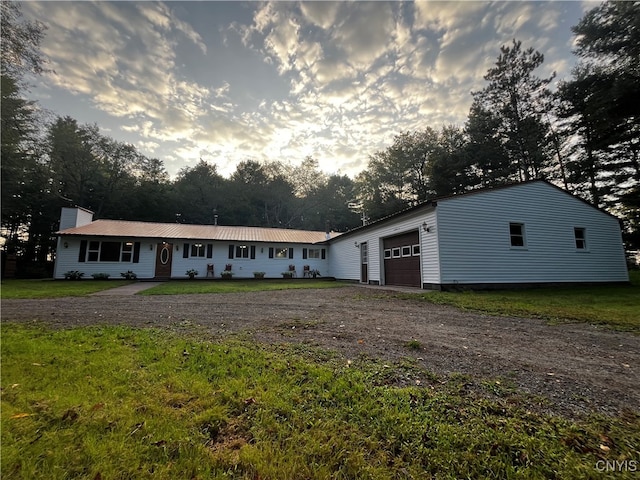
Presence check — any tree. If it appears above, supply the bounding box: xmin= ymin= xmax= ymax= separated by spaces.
xmin=428 ymin=125 xmax=472 ymax=196
xmin=472 ymin=39 xmax=554 ymax=182
xmin=464 ymin=99 xmax=515 ymax=187
xmin=1 ymin=1 xmax=49 ymax=79
xmin=571 ymin=1 xmax=640 ymax=188
xmin=173 ymin=160 xmax=226 ymax=224
xmin=1 ymin=2 xmax=50 ymax=266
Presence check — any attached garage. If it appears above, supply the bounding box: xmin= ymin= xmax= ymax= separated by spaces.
xmin=383 ymin=231 xmax=421 ymax=287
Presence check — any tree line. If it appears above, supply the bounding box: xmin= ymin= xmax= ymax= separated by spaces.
xmin=1 ymin=1 xmax=638 ymax=276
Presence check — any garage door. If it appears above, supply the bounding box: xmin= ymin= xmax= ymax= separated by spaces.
xmin=383 ymin=231 xmax=421 ymax=287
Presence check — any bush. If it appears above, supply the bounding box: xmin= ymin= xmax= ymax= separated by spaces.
xmin=91 ymin=273 xmax=110 ymax=280
xmin=63 ymin=270 xmax=84 ymax=280
xmin=120 ymin=270 xmax=137 ymax=280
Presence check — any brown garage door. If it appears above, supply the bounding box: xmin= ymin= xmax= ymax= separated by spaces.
xmin=383 ymin=231 xmax=420 ymax=287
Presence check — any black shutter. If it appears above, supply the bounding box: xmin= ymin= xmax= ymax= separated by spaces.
xmin=289 ymin=247 xmax=294 ymax=259
xmin=78 ymin=240 xmax=87 ymax=262
xmin=269 ymin=247 xmax=274 ymax=258
xmin=302 ymin=248 xmax=307 ymax=259
xmin=207 ymin=244 xmax=213 ymax=258
xmin=183 ymin=243 xmax=189 ymax=258
xmin=321 ymin=248 xmax=326 ymax=259
xmin=250 ymin=246 xmax=256 ymax=259
xmin=228 ymin=244 xmax=234 ymax=259
xmin=133 ymin=242 xmax=141 ymax=263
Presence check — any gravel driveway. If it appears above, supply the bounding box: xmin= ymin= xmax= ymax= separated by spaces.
xmin=2 ymin=286 xmax=638 ymax=418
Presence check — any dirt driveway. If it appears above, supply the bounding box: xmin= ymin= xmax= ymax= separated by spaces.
xmin=2 ymin=286 xmax=638 ymax=418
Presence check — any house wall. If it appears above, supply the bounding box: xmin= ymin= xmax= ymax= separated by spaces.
xmin=173 ymin=241 xmax=328 ymax=279
xmin=54 ymin=237 xmax=329 ymax=279
xmin=435 ymin=181 xmax=629 ymax=285
xmin=329 ymin=208 xmax=439 ymax=285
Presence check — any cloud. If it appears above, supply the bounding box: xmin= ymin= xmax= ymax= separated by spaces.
xmin=331 ymin=2 xmax=395 ymax=69
xmin=299 ymin=2 xmax=340 ymax=29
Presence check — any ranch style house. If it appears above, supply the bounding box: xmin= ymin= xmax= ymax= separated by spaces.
xmin=54 ymin=180 xmax=629 ymax=289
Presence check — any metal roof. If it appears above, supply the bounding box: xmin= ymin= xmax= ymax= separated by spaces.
xmin=57 ymin=219 xmax=337 ymax=244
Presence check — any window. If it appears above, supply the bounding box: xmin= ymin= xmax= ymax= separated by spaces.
xmin=122 ymin=242 xmax=133 ymax=262
xmin=412 ymin=244 xmax=420 ymax=256
xmin=82 ymin=240 xmax=139 ymax=263
xmin=88 ymin=241 xmax=100 ymax=261
xmin=191 ymin=243 xmax=205 ymax=257
xmin=392 ymin=247 xmax=401 ymax=258
xmin=308 ymin=248 xmax=322 ymax=259
xmin=509 ymin=223 xmax=526 ymax=247
xmin=269 ymin=247 xmax=293 ymax=259
xmin=574 ymin=228 xmax=587 ymax=250
xmin=361 ymin=242 xmax=368 ymax=264
xmin=99 ymin=241 xmax=121 ymax=261
xmin=384 ymin=249 xmax=392 ymax=259
xmin=402 ymin=246 xmax=412 ymax=257
xmin=228 ymin=244 xmax=254 ymax=260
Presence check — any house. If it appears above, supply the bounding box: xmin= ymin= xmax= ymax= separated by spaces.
xmin=54 ymin=208 xmax=332 ymax=280
xmin=54 ymin=180 xmax=629 ymax=288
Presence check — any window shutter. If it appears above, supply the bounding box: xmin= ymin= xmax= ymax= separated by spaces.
xmin=228 ymin=245 xmax=234 ymax=259
xmin=207 ymin=244 xmax=213 ymax=258
xmin=269 ymin=247 xmax=274 ymax=258
xmin=78 ymin=240 xmax=87 ymax=262
xmin=183 ymin=243 xmax=189 ymax=258
xmin=302 ymin=248 xmax=307 ymax=259
xmin=289 ymin=247 xmax=294 ymax=259
xmin=250 ymin=246 xmax=256 ymax=259
xmin=133 ymin=242 xmax=141 ymax=263
xmin=321 ymin=248 xmax=326 ymax=259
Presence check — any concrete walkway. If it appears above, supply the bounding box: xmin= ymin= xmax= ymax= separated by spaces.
xmin=90 ymin=282 xmax=163 ymax=296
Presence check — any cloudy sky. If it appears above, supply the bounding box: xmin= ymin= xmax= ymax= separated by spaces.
xmin=22 ymin=1 xmax=597 ymax=178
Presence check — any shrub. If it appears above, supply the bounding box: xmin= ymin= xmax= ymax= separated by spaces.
xmin=253 ymin=272 xmax=266 ymax=279
xmin=186 ymin=269 xmax=198 ymax=279
xmin=91 ymin=273 xmax=110 ymax=280
xmin=63 ymin=270 xmax=84 ymax=280
xmin=120 ymin=270 xmax=137 ymax=280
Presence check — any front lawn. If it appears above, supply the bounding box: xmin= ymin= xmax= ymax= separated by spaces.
xmin=3 ymin=325 xmax=638 ymax=479
xmin=0 ymin=279 xmax=133 ymax=299
xmin=414 ymin=271 xmax=640 ymax=331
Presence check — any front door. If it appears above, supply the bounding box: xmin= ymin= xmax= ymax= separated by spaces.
xmin=360 ymin=242 xmax=368 ymax=283
xmin=154 ymin=243 xmax=173 ymax=278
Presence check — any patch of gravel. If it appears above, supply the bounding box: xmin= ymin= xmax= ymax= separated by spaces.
xmin=2 ymin=286 xmax=638 ymax=418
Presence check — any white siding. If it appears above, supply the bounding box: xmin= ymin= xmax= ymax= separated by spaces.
xmin=330 ymin=208 xmax=439 ymax=285
xmin=328 ymin=236 xmax=365 ymax=281
xmin=173 ymin=242 xmax=328 ymax=279
xmin=54 ymin=237 xmax=157 ymax=279
xmin=54 ymin=237 xmax=329 ymax=280
xmin=436 ymin=182 xmax=628 ymax=284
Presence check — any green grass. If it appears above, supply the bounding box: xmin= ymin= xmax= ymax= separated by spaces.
xmin=0 ymin=279 xmax=134 ymax=299
xmin=412 ymin=271 xmax=640 ymax=331
xmin=2 ymin=325 xmax=639 ymax=479
xmin=139 ymin=279 xmax=347 ymax=295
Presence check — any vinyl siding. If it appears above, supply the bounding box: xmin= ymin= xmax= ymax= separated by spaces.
xmin=330 ymin=208 xmax=439 ymax=285
xmin=436 ymin=181 xmax=628 ymax=284
xmin=54 ymin=237 xmax=328 ymax=279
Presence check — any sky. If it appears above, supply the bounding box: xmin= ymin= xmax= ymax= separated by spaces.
xmin=21 ymin=1 xmax=598 ymax=179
